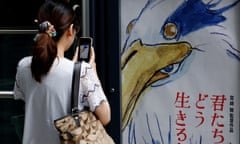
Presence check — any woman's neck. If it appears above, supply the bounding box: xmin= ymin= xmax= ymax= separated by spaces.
xmin=57 ymin=48 xmax=64 ymax=58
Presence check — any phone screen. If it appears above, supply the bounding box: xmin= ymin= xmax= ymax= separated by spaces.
xmin=79 ymin=44 xmax=90 ymax=60
xmin=78 ymin=37 xmax=92 ymax=62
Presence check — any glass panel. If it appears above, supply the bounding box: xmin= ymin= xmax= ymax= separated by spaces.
xmin=0 ymin=0 xmax=44 ymax=29
xmin=0 ymin=34 xmax=34 ymax=91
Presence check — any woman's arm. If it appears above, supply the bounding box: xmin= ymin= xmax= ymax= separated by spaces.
xmin=88 ymin=46 xmax=111 ymax=126
xmin=95 ymin=101 xmax=111 ymax=126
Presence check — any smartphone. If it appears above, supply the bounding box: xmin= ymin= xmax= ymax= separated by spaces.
xmin=78 ymin=37 xmax=92 ymax=62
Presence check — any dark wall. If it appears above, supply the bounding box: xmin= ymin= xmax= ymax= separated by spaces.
xmin=90 ymin=0 xmax=121 ymax=143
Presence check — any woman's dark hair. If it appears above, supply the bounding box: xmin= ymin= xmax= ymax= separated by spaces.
xmin=31 ymin=0 xmax=80 ymax=82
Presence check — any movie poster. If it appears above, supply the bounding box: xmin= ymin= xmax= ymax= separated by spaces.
xmin=121 ymin=0 xmax=240 ymax=143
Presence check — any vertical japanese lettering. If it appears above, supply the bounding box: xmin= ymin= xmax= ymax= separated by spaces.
xmin=210 ymin=95 xmax=226 ymax=144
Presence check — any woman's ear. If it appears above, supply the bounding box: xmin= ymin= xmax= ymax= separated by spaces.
xmin=67 ymin=24 xmax=75 ymax=36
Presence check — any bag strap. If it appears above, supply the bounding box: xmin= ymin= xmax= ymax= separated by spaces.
xmin=71 ymin=62 xmax=81 ymax=114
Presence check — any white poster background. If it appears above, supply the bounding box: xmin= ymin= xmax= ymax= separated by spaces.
xmin=121 ymin=0 xmax=240 ymax=143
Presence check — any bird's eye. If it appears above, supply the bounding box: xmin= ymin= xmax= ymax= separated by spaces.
xmin=163 ymin=22 xmax=178 ymax=39
xmin=160 ymin=63 xmax=181 ymax=75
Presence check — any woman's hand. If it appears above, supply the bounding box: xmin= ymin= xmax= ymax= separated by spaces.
xmin=73 ymin=46 xmax=96 ymax=70
xmin=89 ymin=47 xmax=96 ymax=70
xmin=72 ymin=46 xmax=79 ymax=62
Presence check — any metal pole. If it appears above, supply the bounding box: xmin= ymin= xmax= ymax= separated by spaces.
xmin=81 ymin=0 xmax=90 ymax=37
